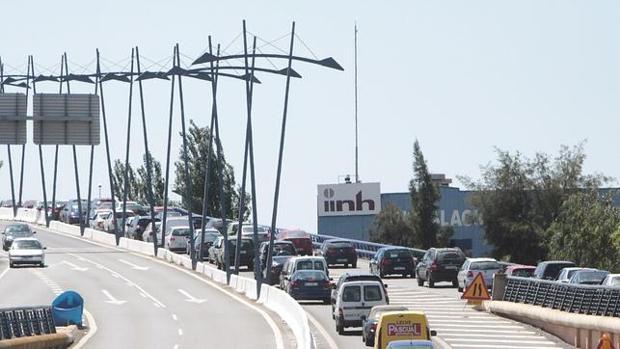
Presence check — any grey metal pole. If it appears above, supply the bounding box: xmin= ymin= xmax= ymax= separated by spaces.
xmin=85 ymin=68 xmax=98 ymax=235
xmin=135 ymin=47 xmax=158 ymax=256
xmin=161 ymin=46 xmax=177 ymax=248
xmin=64 ymin=54 xmax=85 ymax=236
xmin=96 ymin=49 xmax=118 ymax=239
xmin=121 ymin=48 xmax=135 ymax=239
xmin=175 ymin=44 xmax=196 ymax=270
xmin=17 ymin=144 xmax=25 ymax=208
xmin=30 ymin=56 xmax=49 ymax=228
xmin=7 ymin=146 xmax=16 ymax=217
xmin=198 ymin=73 xmax=216 ymax=263
xmin=51 ymin=55 xmax=64 ymax=225
xmin=209 ymin=41 xmax=230 ymax=282
xmin=266 ymin=22 xmax=296 ymax=279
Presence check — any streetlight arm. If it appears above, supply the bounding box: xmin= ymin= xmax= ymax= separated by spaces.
xmin=192 ymin=52 xmax=344 ymax=71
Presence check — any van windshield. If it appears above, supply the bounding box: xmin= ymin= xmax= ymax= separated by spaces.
xmin=297 ymin=260 xmax=324 ymax=271
xmin=364 ymin=285 xmax=382 ymax=301
xmin=342 ymin=285 xmax=361 ymax=302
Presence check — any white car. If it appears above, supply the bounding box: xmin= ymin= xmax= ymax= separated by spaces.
xmin=90 ymin=209 xmax=112 ymax=230
xmin=9 ymin=238 xmax=46 ymax=268
xmin=165 ymin=226 xmax=192 ymax=253
xmin=557 ymin=267 xmax=592 ymax=283
xmin=333 ymin=280 xmax=388 ymax=335
xmin=103 ymin=211 xmax=135 ymax=233
xmin=601 ymin=274 xmax=620 ymax=287
xmin=457 ymin=258 xmax=502 ymax=292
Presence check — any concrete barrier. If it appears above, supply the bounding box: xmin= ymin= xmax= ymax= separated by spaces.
xmin=90 ymin=230 xmax=117 ymax=246
xmin=484 ymin=300 xmax=620 ymax=348
xmin=258 ymin=283 xmax=314 ymax=349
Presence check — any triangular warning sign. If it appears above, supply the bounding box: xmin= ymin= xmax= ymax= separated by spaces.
xmin=461 ymin=273 xmax=491 ymax=301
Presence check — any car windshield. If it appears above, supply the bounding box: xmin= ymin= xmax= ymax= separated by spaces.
xmin=386 ymin=249 xmax=411 ymax=259
xmin=5 ymin=226 xmax=31 ymax=237
xmin=229 ymin=240 xmax=253 ymax=249
xmin=438 ymin=251 xmax=464 ymax=263
xmin=297 ymin=260 xmax=325 ymax=271
xmin=471 ymin=261 xmax=501 ymax=270
xmin=13 ymin=240 xmax=42 ymax=249
xmin=577 ymin=271 xmax=608 ymax=283
xmin=364 ymin=285 xmax=382 ymax=301
xmin=274 ymin=244 xmax=295 ymax=255
xmin=242 ymin=226 xmax=268 ymax=233
xmin=295 ymin=271 xmax=326 ymax=280
xmin=609 ymin=277 xmax=620 ymax=286
xmin=512 ymin=268 xmax=534 ymax=277
xmin=172 ymin=228 xmax=191 ymax=237
xmin=342 ymin=285 xmax=361 ymax=302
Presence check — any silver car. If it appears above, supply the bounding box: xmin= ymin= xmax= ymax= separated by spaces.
xmin=457 ymin=257 xmax=501 ymax=292
xmin=9 ymin=238 xmax=46 ymax=268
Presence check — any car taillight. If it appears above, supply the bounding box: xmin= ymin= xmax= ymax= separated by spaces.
xmin=430 ymin=262 xmax=438 ymax=271
xmin=170 ymin=237 xmax=176 ymax=242
xmin=326 ymin=249 xmax=335 ymax=256
xmin=382 ymin=258 xmax=391 ymax=266
xmin=371 ymin=323 xmax=377 ymax=330
xmin=467 ymin=271 xmax=473 ymax=278
xmin=291 ymin=280 xmax=300 ymax=288
xmin=338 ymin=307 xmax=344 ymax=315
xmin=321 ymin=280 xmax=331 ymax=289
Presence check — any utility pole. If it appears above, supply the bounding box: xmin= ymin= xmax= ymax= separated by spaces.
xmin=354 ymin=22 xmax=360 ymax=183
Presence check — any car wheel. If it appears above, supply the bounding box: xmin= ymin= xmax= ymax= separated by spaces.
xmin=379 ymin=269 xmax=385 ymax=278
xmin=323 ymin=298 xmax=330 ymax=305
xmin=452 ymin=279 xmax=459 ymax=288
xmin=458 ymin=286 xmax=463 ymax=292
xmin=352 ymin=261 xmax=357 ymax=268
xmin=402 ymin=273 xmax=407 ymax=278
xmin=331 ymin=305 xmax=335 ymax=319
xmin=365 ymin=337 xmax=373 ymax=346
xmin=410 ymin=272 xmax=415 ymax=278
xmin=428 ymin=278 xmax=435 ymax=288
xmin=9 ymin=262 xmax=13 ymax=268
xmin=336 ymin=318 xmax=344 ymax=335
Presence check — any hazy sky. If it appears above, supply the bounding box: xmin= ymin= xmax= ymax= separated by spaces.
xmin=1 ymin=1 xmax=619 ymax=233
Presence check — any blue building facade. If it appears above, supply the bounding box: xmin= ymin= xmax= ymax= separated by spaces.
xmin=318 ymin=186 xmax=489 ymax=256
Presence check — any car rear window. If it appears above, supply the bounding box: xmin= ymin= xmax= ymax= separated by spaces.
xmin=438 ymin=251 xmax=464 ymax=263
xmin=471 ymin=261 xmax=501 ymax=270
xmin=386 ymin=249 xmax=412 ymax=259
xmin=364 ymin=285 xmax=383 ymax=301
xmin=544 ymin=263 xmax=575 ymax=278
xmin=512 ymin=268 xmax=534 ymax=277
xmin=342 ymin=286 xmax=361 ymax=302
xmin=296 ymin=270 xmax=326 ymax=280
xmin=296 ymin=260 xmax=325 ymax=271
xmin=330 ymin=241 xmax=354 ymax=248
xmin=172 ymin=229 xmax=191 ymax=236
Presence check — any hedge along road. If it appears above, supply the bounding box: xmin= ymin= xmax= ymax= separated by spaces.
xmin=0 ymin=221 xmax=285 ymax=349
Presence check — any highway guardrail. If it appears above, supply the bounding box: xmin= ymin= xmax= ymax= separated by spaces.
xmin=0 ymin=306 xmax=56 ymax=340
xmin=503 ymin=276 xmax=620 ymax=317
xmin=310 ymin=232 xmax=426 ymax=259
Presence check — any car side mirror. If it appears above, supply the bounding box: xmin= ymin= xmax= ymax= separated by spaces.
xmin=43 ymin=247 xmax=48 ymax=250
xmin=329 ymin=277 xmax=333 ymax=281
xmin=384 ymin=284 xmax=388 ymax=288
xmin=431 ymin=330 xmax=437 ymax=337
xmin=32 ymin=231 xmax=36 ymax=234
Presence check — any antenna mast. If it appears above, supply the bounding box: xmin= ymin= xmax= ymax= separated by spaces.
xmin=354 ymin=22 xmax=359 ymax=183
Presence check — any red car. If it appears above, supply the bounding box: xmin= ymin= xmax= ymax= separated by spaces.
xmin=278 ymin=230 xmax=313 ymax=256
xmin=505 ymin=264 xmax=536 ymax=277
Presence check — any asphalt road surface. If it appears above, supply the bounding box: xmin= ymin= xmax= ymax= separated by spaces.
xmin=0 ymin=221 xmax=283 ymax=349
xmin=301 ymin=259 xmax=573 ymax=349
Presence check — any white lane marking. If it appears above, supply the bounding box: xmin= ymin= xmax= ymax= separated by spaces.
xmin=139 ymin=292 xmax=147 ymax=298
xmin=39 ymin=226 xmax=283 ymax=349
xmin=73 ymin=309 xmax=98 ymax=349
xmin=154 ymin=302 xmax=162 ymax=308
xmin=69 ymin=253 xmax=166 ymax=308
xmin=177 ymin=289 xmax=207 ymax=304
xmin=102 ymin=289 xmax=127 ymax=305
xmin=305 ymin=311 xmax=338 ymax=349
xmin=178 ymin=328 xmax=183 ymax=336
xmin=119 ymin=259 xmax=149 ymax=271
xmin=0 ymin=266 xmax=10 ymax=280
xmin=173 ymin=345 xmax=179 ymax=349
xmin=172 ymin=314 xmax=178 ymax=321
xmin=60 ymin=260 xmax=89 ymax=271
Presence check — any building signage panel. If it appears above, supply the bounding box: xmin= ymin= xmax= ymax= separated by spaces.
xmin=317 ymin=182 xmax=381 ymax=217
xmin=33 ymin=93 xmax=100 ymax=145
xmin=0 ymin=93 xmax=27 ymax=145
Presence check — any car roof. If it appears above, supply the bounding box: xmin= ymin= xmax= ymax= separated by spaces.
xmin=370 ymin=305 xmax=409 ymax=312
xmin=341 ymin=280 xmax=383 ymax=286
xmin=540 ymin=260 xmax=574 ymax=265
xmin=605 ymin=274 xmax=620 ymax=278
xmin=12 ymin=237 xmax=39 ymax=242
xmin=467 ymin=257 xmax=497 ymax=262
xmin=292 ymin=256 xmax=325 ymax=261
xmin=506 ymin=264 xmax=536 ymax=270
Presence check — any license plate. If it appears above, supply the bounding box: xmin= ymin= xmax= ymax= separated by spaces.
xmin=240 ymin=251 xmax=247 ymax=254
xmin=305 ymin=282 xmax=318 ymax=286
xmin=394 ymin=266 xmax=405 ymax=270
xmin=446 ymin=266 xmax=457 ymax=270
xmin=337 ymin=259 xmax=347 ymax=262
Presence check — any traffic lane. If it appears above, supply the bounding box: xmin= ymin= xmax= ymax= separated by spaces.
xmin=0 ymin=261 xmax=58 ymax=308
xmin=41 ymin=250 xmax=179 ymax=349
xmin=30 ymin=224 xmax=280 ymax=349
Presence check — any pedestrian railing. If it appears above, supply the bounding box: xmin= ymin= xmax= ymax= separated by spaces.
xmin=503 ymin=276 xmax=620 ymax=317
xmin=0 ymin=306 xmax=56 ymax=340
xmin=310 ymin=233 xmax=426 ymax=259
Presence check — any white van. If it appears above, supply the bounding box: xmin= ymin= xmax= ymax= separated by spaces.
xmin=333 ymin=280 xmax=388 ymax=335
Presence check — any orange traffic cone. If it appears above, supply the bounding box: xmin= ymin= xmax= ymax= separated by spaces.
xmin=597 ymin=333 xmax=616 ymax=349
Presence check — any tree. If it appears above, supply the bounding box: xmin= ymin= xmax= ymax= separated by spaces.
xmin=409 ymin=140 xmax=441 ymax=249
xmin=369 ymin=203 xmax=413 ymax=246
xmin=461 ymin=143 xmax=609 ymax=264
xmin=173 ymin=120 xmax=248 ymax=220
xmin=112 ymin=160 xmax=140 ymax=202
xmin=548 ymin=191 xmax=620 ymax=271
xmin=135 ymin=152 xmax=165 ymax=205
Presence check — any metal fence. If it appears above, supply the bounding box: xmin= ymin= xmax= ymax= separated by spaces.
xmin=310 ymin=233 xmax=426 ymax=259
xmin=0 ymin=306 xmax=56 ymax=340
xmin=503 ymin=276 xmax=620 ymax=317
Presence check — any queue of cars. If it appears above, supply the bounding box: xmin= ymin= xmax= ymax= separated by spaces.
xmin=1 ymin=223 xmax=46 ymax=268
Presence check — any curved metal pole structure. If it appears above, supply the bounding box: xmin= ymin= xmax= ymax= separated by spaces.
xmin=161 ymin=47 xmax=176 ymax=249
xmin=266 ymin=22 xmax=297 ymax=282
xmin=30 ymin=56 xmax=50 ymax=228
xmin=135 ymin=47 xmax=159 ymax=256
xmin=96 ymin=49 xmax=119 ymax=239
xmin=1 ymin=58 xmax=17 ymax=218
xmin=121 ymin=48 xmax=135 ymax=240
xmin=193 ymin=52 xmax=343 ymax=71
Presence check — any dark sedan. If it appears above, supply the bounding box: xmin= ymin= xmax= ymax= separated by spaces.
xmin=259 ymin=241 xmax=296 ymax=270
xmin=286 ymin=270 xmax=332 ymax=304
xmin=320 ymin=240 xmax=357 ymax=268
xmin=370 ymin=247 xmax=415 ymax=278
xmin=2 ymin=224 xmax=34 ymax=251
xmin=362 ymin=305 xmax=409 ymax=346
xmin=264 ymin=254 xmax=295 ymax=285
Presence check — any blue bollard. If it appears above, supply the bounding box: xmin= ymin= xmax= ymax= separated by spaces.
xmin=51 ymin=291 xmax=83 ymax=327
